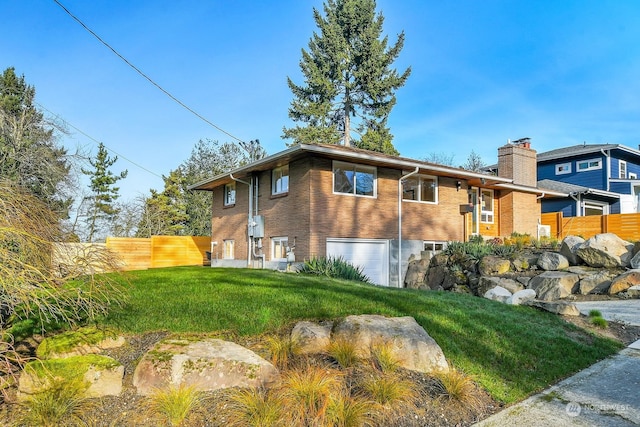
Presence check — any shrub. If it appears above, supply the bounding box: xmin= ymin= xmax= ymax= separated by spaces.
xmin=265 ymin=335 xmax=302 ymax=369
xmin=298 ymin=256 xmax=370 ymax=283
xmin=144 ymin=384 xmax=205 ymax=427
xmin=360 ymin=373 xmax=416 ymax=407
xmin=328 ymin=338 xmax=362 ymax=369
xmin=326 ymin=390 xmax=376 ymax=427
xmin=370 ymin=341 xmax=401 ymax=374
xmin=18 ymin=378 xmax=91 ymax=427
xmin=591 ymin=316 xmax=608 ymax=329
xmin=434 ymin=368 xmax=483 ymax=411
xmin=588 ymin=310 xmax=602 ymax=318
xmin=227 ymin=387 xmax=285 ymax=427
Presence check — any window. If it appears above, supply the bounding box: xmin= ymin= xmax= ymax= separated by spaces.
xmin=402 ymin=175 xmax=438 ymax=203
xmin=223 ymin=240 xmax=234 ymax=259
xmin=224 ymin=182 xmax=236 ymax=206
xmin=423 ymin=241 xmax=447 ymax=252
xmin=480 ymin=189 xmax=494 ymax=223
xmin=577 ymin=158 xmax=602 ymax=172
xmin=583 ymin=201 xmax=608 ymax=216
xmin=630 ymin=173 xmax=638 ymax=179
xmin=333 ymin=161 xmax=376 ymax=197
xmin=555 ymin=162 xmax=571 ymax=175
xmin=271 ymin=237 xmax=288 ymax=261
xmin=619 ymin=160 xmax=627 ymax=179
xmin=272 ymin=165 xmax=289 ymax=195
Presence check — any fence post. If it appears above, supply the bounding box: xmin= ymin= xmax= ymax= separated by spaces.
xmin=602 ymin=214 xmax=609 ymax=234
xmin=556 ymin=212 xmax=563 ymax=239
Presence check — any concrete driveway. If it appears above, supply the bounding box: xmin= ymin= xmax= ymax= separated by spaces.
xmin=475 ymin=300 xmax=640 ymax=427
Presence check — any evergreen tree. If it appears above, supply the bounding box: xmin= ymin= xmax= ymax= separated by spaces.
xmin=0 ymin=67 xmax=72 ymax=215
xmin=283 ymin=0 xmax=410 ymax=155
xmin=81 ymin=143 xmax=128 ymax=242
xmin=136 ymin=169 xmax=188 ymax=237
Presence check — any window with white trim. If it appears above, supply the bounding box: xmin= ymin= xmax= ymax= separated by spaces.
xmin=223 ymin=240 xmax=234 ymax=259
xmin=630 ymin=172 xmax=637 ymax=179
xmin=271 ymin=237 xmax=288 ymax=261
xmin=619 ymin=160 xmax=627 ymax=179
xmin=333 ymin=161 xmax=376 ymax=197
xmin=583 ymin=201 xmax=609 ymax=216
xmin=423 ymin=241 xmax=447 ymax=252
xmin=402 ymin=175 xmax=438 ymax=203
xmin=577 ymin=158 xmax=602 ymax=172
xmin=555 ymin=162 xmax=571 ymax=175
xmin=481 ymin=189 xmax=494 ymax=223
xmin=224 ymin=182 xmax=236 ymax=206
xmin=272 ymin=165 xmax=289 ymax=195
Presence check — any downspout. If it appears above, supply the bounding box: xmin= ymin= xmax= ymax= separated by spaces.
xmin=251 ymin=176 xmax=265 ymax=268
xmin=230 ymin=173 xmax=252 ymax=266
xmin=569 ymin=191 xmax=581 ymax=217
xmin=601 ymin=149 xmax=611 ymax=191
xmin=398 ymin=167 xmax=420 ymax=288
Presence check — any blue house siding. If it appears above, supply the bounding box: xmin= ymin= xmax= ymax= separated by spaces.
xmin=610 ymin=181 xmax=632 ymax=195
xmin=541 ymin=199 xmax=576 ymax=216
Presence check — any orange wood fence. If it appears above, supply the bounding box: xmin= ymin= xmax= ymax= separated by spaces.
xmin=105 ymin=236 xmax=210 ymax=271
xmin=541 ymin=212 xmax=640 ymax=241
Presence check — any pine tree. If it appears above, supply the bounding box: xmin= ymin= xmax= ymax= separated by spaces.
xmin=283 ymin=0 xmax=410 ymax=155
xmin=136 ymin=169 xmax=188 ymax=237
xmin=81 ymin=143 xmax=128 ymax=242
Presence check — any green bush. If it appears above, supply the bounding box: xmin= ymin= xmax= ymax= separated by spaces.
xmin=298 ymin=256 xmax=370 ymax=283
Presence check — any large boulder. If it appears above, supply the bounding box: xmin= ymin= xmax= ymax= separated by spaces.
xmin=609 ymin=270 xmax=640 ymax=295
xmin=527 ymin=271 xmax=580 ymax=300
xmin=576 ymin=270 xmax=614 ymax=295
xmin=576 ymin=233 xmax=634 ymax=268
xmin=560 ymin=236 xmax=586 ymax=265
xmin=18 ymin=355 xmax=124 ymax=400
xmin=426 ymin=265 xmax=455 ymax=290
xmin=525 ymin=300 xmax=581 ymax=316
xmin=291 ymin=321 xmax=332 ymax=354
xmin=331 ymin=315 xmax=448 ymax=373
xmin=630 ymin=251 xmax=640 ymax=269
xmin=479 ymin=256 xmax=511 ymax=276
xmin=36 ymin=327 xmax=125 ymax=359
xmin=133 ymin=338 xmax=279 ymax=396
xmin=483 ymin=286 xmax=512 ymax=303
xmin=506 ymin=289 xmax=537 ymax=305
xmin=404 ymin=257 xmax=430 ymax=289
xmin=537 ymin=252 xmax=569 ymax=271
xmin=477 ymin=276 xmax=522 ymax=296
xmin=627 ymin=285 xmax=640 ymax=298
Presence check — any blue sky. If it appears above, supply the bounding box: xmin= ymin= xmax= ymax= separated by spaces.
xmin=3 ymin=0 xmax=640 ymax=200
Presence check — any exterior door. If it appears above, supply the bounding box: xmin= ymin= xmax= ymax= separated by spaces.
xmin=326 ymin=238 xmax=389 ymax=286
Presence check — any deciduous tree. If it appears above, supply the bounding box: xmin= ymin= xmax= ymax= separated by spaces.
xmin=283 ymin=0 xmax=410 ymax=155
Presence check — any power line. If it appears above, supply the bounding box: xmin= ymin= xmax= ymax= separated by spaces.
xmin=37 ymin=102 xmax=164 ymax=179
xmin=52 ymin=0 xmax=247 ymax=144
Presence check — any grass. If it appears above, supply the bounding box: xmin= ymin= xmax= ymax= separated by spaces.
xmin=144 ymin=384 xmax=205 ymax=427
xmin=17 ymin=378 xmax=92 ymax=427
xmin=100 ymin=267 xmax=622 ymax=404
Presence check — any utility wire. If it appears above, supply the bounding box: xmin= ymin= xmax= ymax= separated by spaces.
xmin=37 ymin=102 xmax=164 ymax=179
xmin=52 ymin=0 xmax=247 ymax=144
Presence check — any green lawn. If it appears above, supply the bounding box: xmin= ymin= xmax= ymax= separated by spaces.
xmin=101 ymin=267 xmax=621 ymax=404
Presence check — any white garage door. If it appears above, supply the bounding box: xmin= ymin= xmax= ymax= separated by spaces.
xmin=326 ymin=238 xmax=389 ymax=286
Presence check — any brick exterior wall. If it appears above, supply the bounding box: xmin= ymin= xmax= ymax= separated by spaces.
xmin=498 ymin=142 xmax=537 ymax=187
xmin=498 ymin=190 xmax=541 ymax=236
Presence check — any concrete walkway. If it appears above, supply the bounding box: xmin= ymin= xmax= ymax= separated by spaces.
xmin=475 ymin=300 xmax=640 ymax=427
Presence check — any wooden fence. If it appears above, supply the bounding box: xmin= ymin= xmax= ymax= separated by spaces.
xmin=105 ymin=236 xmax=211 ymax=270
xmin=541 ymin=212 xmax=640 ymax=241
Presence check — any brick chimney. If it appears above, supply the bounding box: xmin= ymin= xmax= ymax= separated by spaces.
xmin=497 ymin=138 xmax=537 ymax=187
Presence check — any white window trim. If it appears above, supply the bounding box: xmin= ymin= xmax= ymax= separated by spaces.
xmin=630 ymin=172 xmax=638 ymax=179
xmin=223 ymin=240 xmax=234 ymax=259
xmin=577 ymin=157 xmax=602 ymax=172
xmin=423 ymin=241 xmax=447 ymax=252
xmin=272 ymin=165 xmax=289 ymax=195
xmin=332 ymin=161 xmax=377 ymax=198
xmin=555 ymin=162 xmax=572 ymax=175
xmin=224 ymin=182 xmax=236 ymax=206
xmin=271 ymin=236 xmax=288 ymax=261
xmin=402 ymin=174 xmax=438 ymax=204
xmin=480 ymin=189 xmax=494 ymax=223
xmin=619 ymin=160 xmax=627 ymax=179
xmin=582 ymin=200 xmax=609 ymax=216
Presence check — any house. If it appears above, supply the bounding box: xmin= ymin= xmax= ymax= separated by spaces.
xmin=190 ymin=141 xmax=548 ymax=287
xmin=536 ymin=143 xmax=640 ymax=216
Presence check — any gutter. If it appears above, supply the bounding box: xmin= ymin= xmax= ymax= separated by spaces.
xmin=398 ymin=167 xmax=420 ymax=288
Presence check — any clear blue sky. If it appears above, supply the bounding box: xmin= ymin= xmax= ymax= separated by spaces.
xmin=3 ymin=0 xmax=640 ymax=200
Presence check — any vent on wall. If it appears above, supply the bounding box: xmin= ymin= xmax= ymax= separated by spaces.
xmin=537 ymin=224 xmax=551 ymax=239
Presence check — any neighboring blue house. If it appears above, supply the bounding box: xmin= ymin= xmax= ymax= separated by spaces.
xmin=536 ymin=143 xmax=640 ymax=217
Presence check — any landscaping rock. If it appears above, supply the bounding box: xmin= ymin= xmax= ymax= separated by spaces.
xmin=483 ymin=286 xmax=512 ymax=303
xmin=291 ymin=321 xmax=333 ymax=354
xmin=479 ymin=256 xmax=511 ymax=276
xmin=537 ymin=252 xmax=569 ymax=271
xmin=609 ymin=270 xmax=640 ymax=295
xmin=577 ymin=270 xmax=614 ymax=295
xmin=506 ymin=289 xmax=537 ymax=305
xmin=18 ymin=355 xmax=124 ymax=400
xmin=525 ymin=300 xmax=581 ymax=316
xmin=627 ymin=285 xmax=640 ymax=298
xmin=426 ymin=265 xmax=455 ymax=290
xmin=132 ymin=338 xmax=279 ymax=396
xmin=560 ymin=236 xmax=585 ymax=265
xmin=36 ymin=327 xmax=125 ymax=359
xmin=404 ymin=257 xmax=430 ymax=289
xmin=576 ymin=233 xmax=634 ymax=268
xmin=331 ymin=315 xmax=448 ymax=373
xmin=630 ymin=251 xmax=640 ymax=269
xmin=527 ymin=271 xmax=580 ymax=300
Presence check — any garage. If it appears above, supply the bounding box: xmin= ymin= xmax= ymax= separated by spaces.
xmin=326 ymin=238 xmax=389 ymax=286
